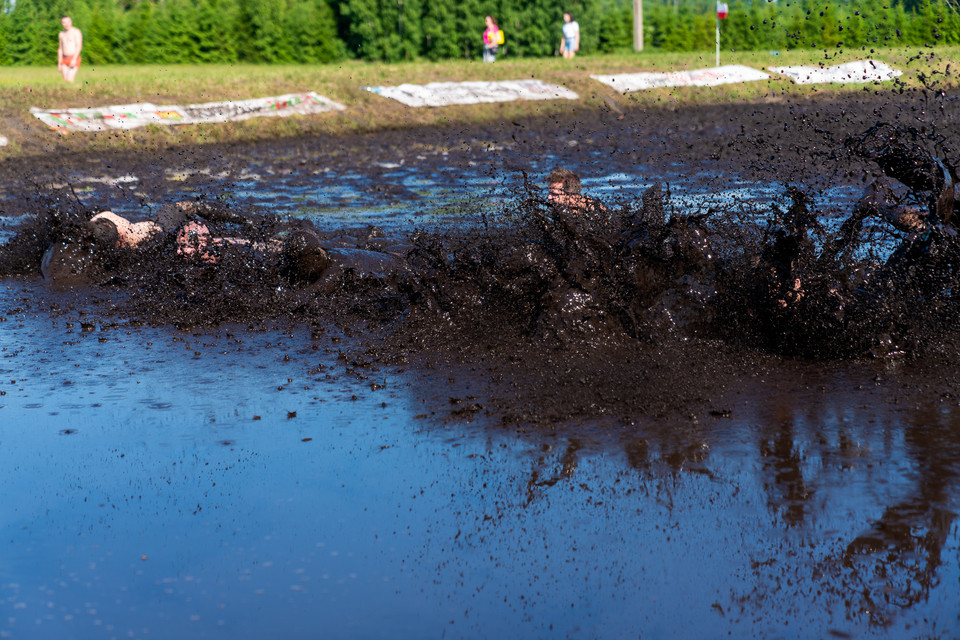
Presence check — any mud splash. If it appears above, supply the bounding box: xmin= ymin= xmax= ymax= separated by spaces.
xmin=4 ymin=119 xmax=958 ymax=368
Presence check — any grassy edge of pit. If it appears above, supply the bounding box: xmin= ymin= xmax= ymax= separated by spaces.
xmin=1 ymin=46 xmax=957 ymax=160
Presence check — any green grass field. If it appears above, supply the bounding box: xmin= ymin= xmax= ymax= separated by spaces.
xmin=2 ymin=46 xmax=955 ymax=158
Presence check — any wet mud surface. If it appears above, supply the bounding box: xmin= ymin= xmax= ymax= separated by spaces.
xmin=3 ymin=86 xmax=960 ymax=637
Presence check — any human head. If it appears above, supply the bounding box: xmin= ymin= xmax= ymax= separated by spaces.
xmin=563 ymin=12 xmax=572 ymax=22
xmin=61 ymin=15 xmax=72 ymax=29
xmin=89 ymin=211 xmax=161 ymax=248
xmin=547 ymin=167 xmax=582 ymax=203
xmin=87 ymin=216 xmax=120 ymax=248
xmin=281 ymin=230 xmax=330 ymax=284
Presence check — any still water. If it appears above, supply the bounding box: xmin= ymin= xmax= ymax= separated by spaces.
xmin=2 ymin=277 xmax=959 ymax=639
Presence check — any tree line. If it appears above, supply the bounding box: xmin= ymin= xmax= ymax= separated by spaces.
xmin=0 ymin=0 xmax=957 ymax=65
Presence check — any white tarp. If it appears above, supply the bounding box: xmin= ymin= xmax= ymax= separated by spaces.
xmin=591 ymin=65 xmax=770 ymax=93
xmin=364 ymin=79 xmax=579 ymax=107
xmin=31 ymin=92 xmax=345 ymax=132
xmin=769 ymin=60 xmax=902 ymax=85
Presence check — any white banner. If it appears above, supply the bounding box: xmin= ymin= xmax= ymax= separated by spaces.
xmin=769 ymin=60 xmax=902 ymax=85
xmin=591 ymin=65 xmax=770 ymax=93
xmin=31 ymin=92 xmax=345 ymax=132
xmin=364 ymin=79 xmax=578 ymax=107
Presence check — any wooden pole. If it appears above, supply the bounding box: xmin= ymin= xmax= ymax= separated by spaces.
xmin=633 ymin=0 xmax=643 ymax=51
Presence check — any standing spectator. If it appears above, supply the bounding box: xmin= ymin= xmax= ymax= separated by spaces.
xmin=560 ymin=12 xmax=580 ymax=59
xmin=57 ymin=15 xmax=83 ymax=82
xmin=483 ymin=15 xmax=500 ymax=63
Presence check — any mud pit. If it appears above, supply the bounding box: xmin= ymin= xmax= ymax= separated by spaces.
xmin=2 ymin=88 xmax=960 ymax=638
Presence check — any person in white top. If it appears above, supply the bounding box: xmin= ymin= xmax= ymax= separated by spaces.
xmin=560 ymin=13 xmax=580 ymax=59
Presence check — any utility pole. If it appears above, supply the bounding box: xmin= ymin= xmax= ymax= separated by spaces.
xmin=633 ymin=0 xmax=643 ymax=51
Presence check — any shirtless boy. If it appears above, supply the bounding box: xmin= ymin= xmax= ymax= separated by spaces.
xmin=42 ymin=203 xmax=408 ymax=292
xmin=547 ymin=168 xmax=606 ymax=214
xmin=58 ymin=16 xmax=83 ymax=83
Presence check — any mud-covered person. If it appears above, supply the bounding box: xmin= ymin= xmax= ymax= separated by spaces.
xmin=841 ymin=126 xmax=960 ymax=294
xmin=846 ymin=125 xmax=959 ymax=236
xmin=546 ymin=168 xmax=607 ymax=216
xmin=40 ymin=201 xmax=291 ymax=282
xmin=426 ymin=168 xmax=609 ymax=316
xmin=87 ymin=203 xmax=282 ymax=262
xmin=43 ymin=202 xmax=414 ymax=296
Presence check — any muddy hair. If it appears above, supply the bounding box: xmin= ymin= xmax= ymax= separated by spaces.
xmin=547 ymin=168 xmax=581 ymax=194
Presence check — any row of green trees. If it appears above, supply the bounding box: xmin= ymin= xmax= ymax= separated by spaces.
xmin=597 ymin=0 xmax=960 ymax=52
xmin=0 ymin=0 xmax=957 ymax=64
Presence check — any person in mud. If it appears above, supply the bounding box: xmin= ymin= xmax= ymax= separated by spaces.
xmin=758 ymin=188 xmax=817 ymax=310
xmin=40 ymin=201 xmax=411 ymax=294
xmin=847 ymin=125 xmax=957 ymax=235
xmin=41 ymin=200 xmax=284 ymax=281
xmin=742 ymin=125 xmax=960 ymax=357
xmin=546 ymin=168 xmax=606 ymax=216
xmin=843 ymin=125 xmax=960 ymax=303
xmin=765 ymin=125 xmax=960 ymax=302
xmin=86 ymin=204 xmax=282 ymax=261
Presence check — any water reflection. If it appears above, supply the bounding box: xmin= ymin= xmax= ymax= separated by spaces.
xmin=390 ymin=341 xmax=960 ymax=636
xmin=835 ymin=403 xmax=960 ymax=626
xmin=1 ymin=292 xmax=958 ymax=637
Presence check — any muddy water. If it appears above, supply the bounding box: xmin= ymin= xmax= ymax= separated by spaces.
xmin=2 ymin=279 xmax=959 ymax=639
xmin=4 ymin=92 xmax=960 ymax=638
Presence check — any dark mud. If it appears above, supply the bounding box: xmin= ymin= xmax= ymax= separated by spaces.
xmin=3 ymin=88 xmax=960 ymax=423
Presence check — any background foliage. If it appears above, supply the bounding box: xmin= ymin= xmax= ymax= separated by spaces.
xmin=1 ymin=0 xmax=957 ymax=65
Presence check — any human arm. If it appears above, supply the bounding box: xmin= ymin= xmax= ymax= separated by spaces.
xmin=175 ymin=221 xmax=282 ymax=263
xmin=89 ymin=211 xmax=162 ymax=247
xmin=210 ymin=237 xmax=283 ymax=252
xmin=179 ymin=200 xmax=256 ymax=226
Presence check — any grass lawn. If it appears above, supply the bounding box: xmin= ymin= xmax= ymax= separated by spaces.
xmin=1 ymin=45 xmax=955 ymax=158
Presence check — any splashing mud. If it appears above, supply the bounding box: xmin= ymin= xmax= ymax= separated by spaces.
xmin=3 ymin=127 xmax=959 ymax=362
xmin=3 ymin=91 xmax=960 ymax=413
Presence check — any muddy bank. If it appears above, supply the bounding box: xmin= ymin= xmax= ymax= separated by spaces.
xmin=2 ymin=87 xmax=954 ymax=212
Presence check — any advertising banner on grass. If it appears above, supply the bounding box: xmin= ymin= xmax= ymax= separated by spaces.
xmin=768 ymin=60 xmax=902 ymax=85
xmin=31 ymin=92 xmax=345 ymax=132
xmin=591 ymin=65 xmax=770 ymax=93
xmin=363 ymin=79 xmax=579 ymax=107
